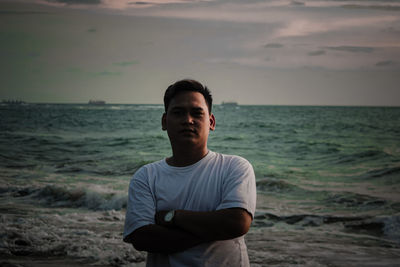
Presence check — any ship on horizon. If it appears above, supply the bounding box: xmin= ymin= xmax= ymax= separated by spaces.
xmin=2 ymin=99 xmax=26 ymax=105
xmin=221 ymin=101 xmax=238 ymax=106
xmin=88 ymin=99 xmax=106 ymax=105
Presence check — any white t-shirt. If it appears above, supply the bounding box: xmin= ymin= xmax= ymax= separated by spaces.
xmin=123 ymin=151 xmax=257 ymax=267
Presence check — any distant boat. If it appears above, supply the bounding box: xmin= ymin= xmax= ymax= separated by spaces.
xmin=221 ymin=101 xmax=238 ymax=107
xmin=88 ymin=100 xmax=106 ymax=105
xmin=2 ymin=99 xmax=26 ymax=105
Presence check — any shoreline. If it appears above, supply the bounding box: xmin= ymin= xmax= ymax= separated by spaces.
xmin=1 ymin=205 xmax=399 ymax=266
xmin=2 ymin=227 xmax=399 ymax=267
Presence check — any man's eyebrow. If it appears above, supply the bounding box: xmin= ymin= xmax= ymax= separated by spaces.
xmin=170 ymin=107 xmax=184 ymax=110
xmin=170 ymin=106 xmax=205 ymax=111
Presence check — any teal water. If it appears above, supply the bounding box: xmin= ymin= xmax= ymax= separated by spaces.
xmin=2 ymin=104 xmax=399 ymax=180
xmin=1 ymin=103 xmax=400 ymax=237
xmin=1 ymin=103 xmax=400 ymax=265
xmin=2 ymin=104 xmax=400 ymax=191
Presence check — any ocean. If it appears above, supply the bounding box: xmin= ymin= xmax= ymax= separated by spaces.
xmin=1 ymin=103 xmax=400 ymax=266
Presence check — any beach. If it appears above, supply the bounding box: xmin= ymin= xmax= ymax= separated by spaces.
xmin=1 ymin=195 xmax=399 ymax=266
xmin=1 ymin=103 xmax=400 ymax=266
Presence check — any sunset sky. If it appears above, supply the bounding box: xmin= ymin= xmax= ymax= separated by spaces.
xmin=1 ymin=0 xmax=400 ymax=105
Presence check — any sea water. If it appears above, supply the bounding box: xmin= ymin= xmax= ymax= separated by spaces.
xmin=1 ymin=103 xmax=400 ymax=266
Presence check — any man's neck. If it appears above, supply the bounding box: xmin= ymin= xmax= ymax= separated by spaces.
xmin=166 ymin=146 xmax=209 ymax=167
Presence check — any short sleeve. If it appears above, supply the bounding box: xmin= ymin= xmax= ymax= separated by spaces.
xmin=123 ymin=167 xmax=156 ymax=242
xmin=216 ymin=156 xmax=257 ymax=218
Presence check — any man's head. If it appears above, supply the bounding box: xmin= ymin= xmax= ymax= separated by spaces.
xmin=162 ymin=79 xmax=216 ymax=154
xmin=163 ymin=79 xmax=213 ymax=114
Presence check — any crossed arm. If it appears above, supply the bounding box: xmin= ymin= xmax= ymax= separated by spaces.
xmin=125 ymin=208 xmax=252 ymax=254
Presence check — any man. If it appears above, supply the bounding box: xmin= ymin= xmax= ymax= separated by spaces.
xmin=123 ymin=79 xmax=256 ymax=266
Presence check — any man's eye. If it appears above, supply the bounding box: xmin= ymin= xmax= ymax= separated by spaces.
xmin=193 ymin=112 xmax=203 ymax=117
xmin=173 ymin=111 xmax=183 ymax=116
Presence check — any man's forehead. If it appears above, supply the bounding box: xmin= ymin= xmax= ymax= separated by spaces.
xmin=168 ymin=91 xmax=208 ymax=109
xmin=170 ymin=106 xmax=204 ymax=110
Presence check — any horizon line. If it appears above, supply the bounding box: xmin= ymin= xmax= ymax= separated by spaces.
xmin=2 ymin=101 xmax=399 ymax=108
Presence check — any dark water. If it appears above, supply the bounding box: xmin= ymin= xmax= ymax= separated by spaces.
xmin=1 ymin=103 xmax=400 ymax=265
xmin=2 ymin=104 xmax=399 ymax=179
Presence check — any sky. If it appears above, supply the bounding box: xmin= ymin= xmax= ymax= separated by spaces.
xmin=1 ymin=0 xmax=400 ymax=105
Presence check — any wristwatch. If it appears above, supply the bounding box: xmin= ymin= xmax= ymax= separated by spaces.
xmin=164 ymin=210 xmax=175 ymax=224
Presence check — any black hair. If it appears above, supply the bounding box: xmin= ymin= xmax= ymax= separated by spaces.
xmin=163 ymin=79 xmax=213 ymax=114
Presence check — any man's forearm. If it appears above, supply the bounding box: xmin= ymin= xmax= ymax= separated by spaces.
xmin=158 ymin=208 xmax=252 ymax=241
xmin=127 ymin=208 xmax=252 ymax=253
xmin=126 ymin=224 xmax=205 ymax=253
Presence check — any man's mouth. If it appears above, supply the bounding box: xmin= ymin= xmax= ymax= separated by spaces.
xmin=180 ymin=129 xmax=197 ymax=134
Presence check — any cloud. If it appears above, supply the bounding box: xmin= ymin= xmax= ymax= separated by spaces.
xmin=46 ymin=0 xmax=101 ymax=5
xmin=0 ymin=10 xmax=51 ymax=15
xmin=341 ymin=5 xmax=400 ymax=12
xmin=324 ymin=46 xmax=375 ymax=53
xmin=66 ymin=68 xmax=122 ymax=77
xmin=128 ymin=1 xmax=150 ymax=5
xmin=113 ymin=60 xmax=139 ymax=66
xmin=264 ymin=43 xmax=284 ymax=48
xmin=290 ymin=1 xmax=304 ymax=6
xmin=308 ymin=50 xmax=326 ymax=56
xmin=274 ymin=16 xmax=399 ymax=37
xmin=101 ymin=0 xmax=196 ymax=10
xmin=66 ymin=67 xmax=83 ymax=73
xmin=90 ymin=71 xmax=122 ymax=76
xmin=119 ymin=1 xmax=294 ymax=23
xmin=375 ymin=60 xmax=397 ymax=67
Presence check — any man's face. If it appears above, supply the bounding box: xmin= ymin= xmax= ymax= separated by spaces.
xmin=162 ymin=91 xmax=215 ymax=148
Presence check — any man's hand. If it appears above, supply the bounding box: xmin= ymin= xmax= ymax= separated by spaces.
xmin=126 ymin=224 xmax=204 ymax=253
xmin=155 ymin=210 xmax=175 ymax=227
xmin=161 ymin=208 xmax=252 ymax=241
xmin=128 ymin=208 xmax=251 ymax=253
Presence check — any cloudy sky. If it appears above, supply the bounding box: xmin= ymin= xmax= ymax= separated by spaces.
xmin=1 ymin=0 xmax=400 ymax=105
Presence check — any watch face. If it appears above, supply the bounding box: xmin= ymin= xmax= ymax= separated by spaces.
xmin=164 ymin=211 xmax=174 ymax=222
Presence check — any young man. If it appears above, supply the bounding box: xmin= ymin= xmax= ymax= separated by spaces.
xmin=123 ymin=79 xmax=256 ymax=266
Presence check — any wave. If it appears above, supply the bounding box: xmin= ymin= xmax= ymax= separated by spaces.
xmin=53 ymin=158 xmax=150 ymax=176
xmin=0 ymin=153 xmax=37 ymax=169
xmin=324 ymin=192 xmax=387 ymax=209
xmin=223 ymin=136 xmax=244 ymax=141
xmin=336 ymin=150 xmax=391 ymax=165
xmin=257 ymin=178 xmax=391 ymax=212
xmin=254 ymin=212 xmax=366 ymax=227
xmin=104 ymin=138 xmax=131 ymax=147
xmin=359 ymin=166 xmax=400 ymax=180
xmin=3 ymin=186 xmax=127 ymax=211
xmin=344 ymin=216 xmax=400 ymax=243
xmin=254 ymin=211 xmax=400 ymax=244
xmin=256 ymin=178 xmax=310 ymax=195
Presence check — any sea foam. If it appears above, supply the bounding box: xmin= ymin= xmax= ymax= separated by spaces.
xmin=6 ymin=185 xmax=128 ymax=211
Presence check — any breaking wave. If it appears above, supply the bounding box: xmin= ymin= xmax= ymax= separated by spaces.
xmin=254 ymin=212 xmax=400 ymax=244
xmin=4 ymin=185 xmax=127 ymax=211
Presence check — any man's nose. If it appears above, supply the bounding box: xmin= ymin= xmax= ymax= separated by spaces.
xmin=182 ymin=113 xmax=195 ymax=124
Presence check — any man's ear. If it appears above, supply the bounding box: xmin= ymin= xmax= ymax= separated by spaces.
xmin=161 ymin=113 xmax=167 ymax=130
xmin=209 ymin=113 xmax=216 ymax=131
